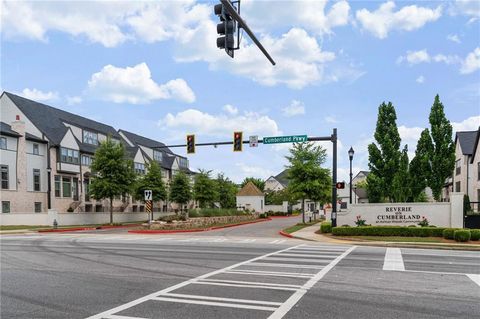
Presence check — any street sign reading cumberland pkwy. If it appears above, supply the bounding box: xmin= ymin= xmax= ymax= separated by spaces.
xmin=263 ymin=135 xmax=308 ymax=144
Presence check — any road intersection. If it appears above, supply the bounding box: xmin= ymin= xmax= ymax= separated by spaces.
xmin=1 ymin=218 xmax=479 ymax=319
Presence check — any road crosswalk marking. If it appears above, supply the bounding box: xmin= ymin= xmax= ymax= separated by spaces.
xmin=85 ymin=243 xmax=355 ymax=319
xmin=383 ymin=248 xmax=405 ymax=271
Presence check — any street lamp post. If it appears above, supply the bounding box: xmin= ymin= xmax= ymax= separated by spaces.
xmin=348 ymin=147 xmax=354 ymax=204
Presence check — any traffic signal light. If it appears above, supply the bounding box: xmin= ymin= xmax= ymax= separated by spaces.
xmin=214 ymin=1 xmax=236 ymax=57
xmin=186 ymin=134 xmax=195 ymax=154
xmin=335 ymin=182 xmax=345 ymax=189
xmin=233 ymin=131 xmax=242 ymax=152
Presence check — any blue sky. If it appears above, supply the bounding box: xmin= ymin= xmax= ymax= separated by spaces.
xmin=2 ymin=0 xmax=479 ymax=182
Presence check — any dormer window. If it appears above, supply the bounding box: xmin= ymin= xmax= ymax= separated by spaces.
xmin=83 ymin=130 xmax=98 ymax=145
xmin=178 ymin=157 xmax=188 ymax=168
xmin=153 ymin=150 xmax=163 ymax=162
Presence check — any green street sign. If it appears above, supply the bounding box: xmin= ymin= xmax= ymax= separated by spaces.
xmin=263 ymin=135 xmax=308 ymax=144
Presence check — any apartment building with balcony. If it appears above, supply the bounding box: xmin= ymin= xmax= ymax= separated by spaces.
xmin=0 ymin=91 xmax=193 ymax=214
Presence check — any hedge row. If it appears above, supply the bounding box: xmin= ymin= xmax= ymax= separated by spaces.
xmin=320 ymin=222 xmax=332 ymax=233
xmin=332 ymin=226 xmax=447 ymax=237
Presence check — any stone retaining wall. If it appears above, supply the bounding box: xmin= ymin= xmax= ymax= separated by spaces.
xmin=148 ymin=214 xmax=257 ymax=230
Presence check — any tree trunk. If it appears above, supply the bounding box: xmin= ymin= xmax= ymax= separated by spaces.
xmin=110 ymin=197 xmax=113 ymax=225
xmin=301 ymin=198 xmax=305 ymax=224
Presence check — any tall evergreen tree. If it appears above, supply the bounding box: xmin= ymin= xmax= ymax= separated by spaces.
xmin=169 ymin=171 xmax=191 ymax=212
xmin=409 ymin=129 xmax=433 ymax=201
xmin=367 ymin=102 xmax=402 ymax=202
xmin=286 ymin=142 xmax=331 ymax=223
xmin=428 ymin=95 xmax=455 ymax=201
xmin=392 ymin=145 xmax=410 ymax=202
xmin=89 ymin=138 xmax=135 ymax=224
xmin=193 ymin=170 xmax=217 ymax=208
xmin=132 ymin=161 xmax=167 ymax=203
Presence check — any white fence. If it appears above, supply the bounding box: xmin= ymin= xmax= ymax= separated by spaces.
xmin=334 ymin=193 xmax=464 ymax=228
xmin=265 ymin=202 xmax=289 ymax=213
xmin=0 ymin=211 xmax=172 ymax=226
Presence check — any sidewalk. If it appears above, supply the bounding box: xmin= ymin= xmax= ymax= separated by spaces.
xmin=290 ymin=225 xmax=480 ymax=251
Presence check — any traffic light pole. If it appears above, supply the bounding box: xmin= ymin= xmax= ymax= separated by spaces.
xmin=154 ymin=129 xmax=338 ymax=227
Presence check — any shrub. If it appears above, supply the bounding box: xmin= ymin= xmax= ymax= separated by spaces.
xmin=454 ymin=230 xmax=471 ymax=242
xmin=469 ymin=229 xmax=480 ymax=241
xmin=320 ymin=222 xmax=332 ymax=233
xmin=259 ymin=213 xmax=268 ymax=219
xmin=331 ymin=226 xmax=447 ymax=237
xmin=443 ymin=228 xmax=461 ymax=240
xmin=418 ymin=217 xmax=429 ymax=227
xmin=355 ymin=215 xmax=366 ymax=227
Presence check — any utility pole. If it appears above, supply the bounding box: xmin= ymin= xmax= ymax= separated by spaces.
xmin=331 ymin=128 xmax=337 ymax=228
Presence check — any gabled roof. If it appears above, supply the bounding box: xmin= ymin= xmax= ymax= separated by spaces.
xmin=470 ymin=128 xmax=480 ymax=163
xmin=353 ymin=170 xmax=370 ymax=180
xmin=456 ymin=130 xmax=478 ymax=156
xmin=274 ymin=169 xmax=289 ymax=187
xmin=3 ymin=92 xmax=120 ymax=145
xmin=0 ymin=122 xmax=21 ymax=137
xmin=237 ymin=181 xmax=264 ymax=196
xmin=118 ymin=129 xmax=174 ymax=155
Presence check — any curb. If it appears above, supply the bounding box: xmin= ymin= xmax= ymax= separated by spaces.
xmin=269 ymin=215 xmax=298 ymax=219
xmin=129 ymin=218 xmax=271 ymax=234
xmin=96 ymin=224 xmax=143 ymax=230
xmin=278 ymin=230 xmax=294 ymax=238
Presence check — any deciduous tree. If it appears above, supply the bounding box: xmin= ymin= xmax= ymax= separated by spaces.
xmin=193 ymin=170 xmax=217 ymax=208
xmin=132 ymin=160 xmax=167 ymax=204
xmin=169 ymin=171 xmax=192 ymax=212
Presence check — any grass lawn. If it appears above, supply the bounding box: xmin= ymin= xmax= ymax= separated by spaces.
xmin=349 ymin=236 xmax=445 ymax=243
xmin=283 ymin=220 xmax=321 ymax=234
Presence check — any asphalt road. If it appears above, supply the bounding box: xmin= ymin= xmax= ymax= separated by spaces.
xmin=1 ymin=218 xmax=479 ymax=319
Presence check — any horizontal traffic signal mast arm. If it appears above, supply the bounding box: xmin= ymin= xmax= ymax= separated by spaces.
xmin=219 ymin=0 xmax=276 ymax=66
xmin=152 ymin=136 xmax=334 ymax=149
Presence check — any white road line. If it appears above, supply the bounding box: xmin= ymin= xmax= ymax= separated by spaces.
xmin=151 ymin=297 xmax=277 ymax=311
xmin=291 ymin=247 xmax=347 ymax=252
xmin=103 ymin=315 xmax=148 ymax=319
xmin=160 ymin=293 xmax=282 ymax=306
xmin=227 ymin=269 xmax=314 ymax=276
xmin=263 ymin=257 xmax=332 ymax=263
xmin=383 ymin=248 xmax=405 ymax=271
xmin=192 ymin=281 xmax=299 ymax=291
xmin=239 ymin=239 xmax=257 ymax=243
xmin=152 ymin=237 xmax=174 ymax=241
xmin=85 ymin=244 xmax=305 ymax=319
xmin=269 ymin=239 xmax=281 ymax=244
xmin=277 ymin=239 xmax=287 ymax=244
xmin=248 ymin=262 xmax=324 ymax=269
xmin=268 ymin=246 xmax=356 ymax=319
xmin=466 ymin=274 xmax=480 ymax=287
xmin=275 ymin=253 xmax=340 ymax=258
xmin=199 ymin=278 xmax=302 ymax=288
xmin=224 ymin=270 xmax=313 ymax=279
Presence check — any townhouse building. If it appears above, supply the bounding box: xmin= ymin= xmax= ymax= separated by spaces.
xmin=0 ymin=91 xmax=193 ymax=214
xmin=450 ymin=129 xmax=480 ymax=207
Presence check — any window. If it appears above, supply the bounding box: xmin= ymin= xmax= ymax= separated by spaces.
xmin=85 ymin=204 xmax=92 ymax=212
xmin=33 ymin=169 xmax=41 ymax=191
xmin=2 ymin=201 xmax=10 ymax=213
xmin=54 ymin=175 xmax=61 ymax=197
xmin=455 ymin=181 xmax=461 ymax=192
xmin=178 ymin=157 xmax=188 ymax=168
xmin=62 ymin=177 xmax=71 ymax=197
xmin=134 ymin=162 xmax=145 ymax=175
xmin=33 ymin=143 xmax=39 ymax=155
xmin=0 ymin=137 xmax=6 ymax=150
xmin=1 ymin=165 xmax=8 ymax=189
xmin=95 ymin=205 xmax=103 ymax=212
xmin=455 ymin=159 xmax=461 ymax=175
xmin=60 ymin=147 xmax=79 ymax=164
xmin=34 ymin=202 xmax=42 ymax=213
xmin=81 ymin=155 xmax=92 ymax=166
xmin=478 ymin=162 xmax=480 ymax=181
xmin=153 ymin=150 xmax=163 ymax=162
xmin=83 ymin=130 xmax=98 ymax=145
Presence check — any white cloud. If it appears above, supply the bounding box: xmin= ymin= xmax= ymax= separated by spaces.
xmin=18 ymin=88 xmax=58 ymax=102
xmin=447 ymin=34 xmax=461 ymax=43
xmin=235 ymin=163 xmax=274 ymax=181
xmin=416 ymin=75 xmax=425 ymax=83
xmin=223 ymin=104 xmax=238 ymax=115
xmin=397 ymin=49 xmax=431 ymax=64
xmin=241 ymin=0 xmax=351 ymax=36
xmin=176 ymin=26 xmax=341 ymax=89
xmin=66 ymin=96 xmax=82 ymax=106
xmin=452 ymin=115 xmax=480 ymax=132
xmin=325 ymin=116 xmax=338 ymax=123
xmin=433 ymin=54 xmax=461 ymax=65
xmin=460 ymin=47 xmax=480 ymax=74
xmin=398 ymin=125 xmax=424 ymax=142
xmin=86 ymin=63 xmax=195 ymax=104
xmin=159 ymin=109 xmax=281 ymax=138
xmin=356 ymin=1 xmax=442 ymax=39
xmin=282 ymin=100 xmax=305 ymax=117
xmin=449 ymin=0 xmax=480 ymax=20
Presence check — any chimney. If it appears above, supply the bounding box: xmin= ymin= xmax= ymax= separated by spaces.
xmin=11 ymin=115 xmax=27 ymax=192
